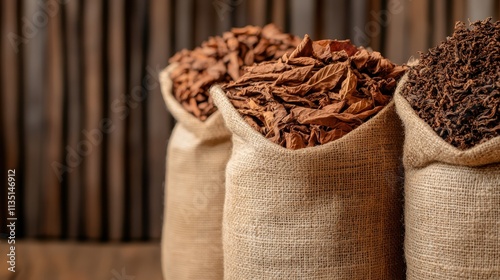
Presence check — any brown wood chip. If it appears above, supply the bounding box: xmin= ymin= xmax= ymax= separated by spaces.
xmin=169 ymin=24 xmax=300 ymax=120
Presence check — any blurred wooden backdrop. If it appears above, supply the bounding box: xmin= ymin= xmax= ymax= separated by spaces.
xmin=1 ymin=0 xmax=499 ymax=241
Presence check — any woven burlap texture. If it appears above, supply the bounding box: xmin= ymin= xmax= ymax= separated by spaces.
xmin=394 ymin=73 xmax=500 ymax=280
xmin=160 ymin=64 xmax=231 ymax=280
xmin=210 ymin=85 xmax=406 ymax=280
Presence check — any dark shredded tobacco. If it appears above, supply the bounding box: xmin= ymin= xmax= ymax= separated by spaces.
xmin=222 ymin=35 xmax=407 ymax=149
xmin=401 ymin=18 xmax=500 ymax=150
xmin=169 ymin=24 xmax=300 ymax=120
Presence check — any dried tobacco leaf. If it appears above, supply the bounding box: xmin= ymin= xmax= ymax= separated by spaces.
xmin=169 ymin=24 xmax=301 ymax=121
xmin=307 ymin=63 xmax=347 ymax=92
xmin=223 ymin=34 xmax=407 ymax=149
xmin=401 ymin=18 xmax=500 ymax=150
xmin=339 ymin=68 xmax=357 ymax=99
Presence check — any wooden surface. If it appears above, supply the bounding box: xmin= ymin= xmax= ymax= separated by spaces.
xmin=0 ymin=0 xmax=499 ymax=241
xmin=0 ymin=241 xmax=162 ymax=280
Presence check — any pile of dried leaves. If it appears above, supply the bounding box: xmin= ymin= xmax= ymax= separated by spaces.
xmin=222 ymin=35 xmax=406 ymax=149
xmin=401 ymin=18 xmax=500 ymax=149
xmin=169 ymin=24 xmax=300 ymax=120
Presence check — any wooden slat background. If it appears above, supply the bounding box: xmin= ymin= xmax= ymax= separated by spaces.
xmin=1 ymin=0 xmax=499 ymax=241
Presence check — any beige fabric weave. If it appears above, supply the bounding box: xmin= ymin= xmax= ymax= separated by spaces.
xmin=160 ymin=65 xmax=231 ymax=280
xmin=394 ymin=75 xmax=500 ymax=280
xmin=211 ymin=85 xmax=406 ymax=279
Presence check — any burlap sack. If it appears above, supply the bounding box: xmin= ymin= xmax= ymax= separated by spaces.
xmin=394 ymin=75 xmax=500 ymax=280
xmin=160 ymin=64 xmax=231 ymax=280
xmin=210 ymin=85 xmax=406 ymax=279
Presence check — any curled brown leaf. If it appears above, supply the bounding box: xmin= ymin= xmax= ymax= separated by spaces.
xmin=224 ymin=35 xmax=407 ymax=149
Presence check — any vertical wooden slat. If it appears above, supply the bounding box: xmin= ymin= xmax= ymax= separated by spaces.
xmin=2 ymin=0 xmax=20 ymax=172
xmin=366 ymin=0 xmax=383 ymax=50
xmin=83 ymin=0 xmax=103 ymax=240
xmin=195 ymin=0 xmax=215 ymax=46
xmin=127 ymin=0 xmax=147 ymax=240
xmin=451 ymin=0 xmax=466 ymax=22
xmin=1 ymin=0 xmax=18 ymax=240
xmin=450 ymin=0 xmax=466 ymax=34
xmin=348 ymin=0 xmax=368 ymax=46
xmin=432 ymin=0 xmax=448 ymax=46
xmin=42 ymin=0 xmax=64 ymax=238
xmin=247 ymin=0 xmax=267 ymax=26
xmin=290 ymin=0 xmax=315 ymax=37
xmin=0 ymin=0 xmax=2 ymax=104
xmin=385 ymin=0 xmax=408 ymax=64
xmin=466 ymin=0 xmax=495 ymax=22
xmin=175 ymin=0 xmax=194 ymax=51
xmin=232 ymin=0 xmax=247 ymax=27
xmin=0 ymin=0 xmax=3 ymax=213
xmin=271 ymin=0 xmax=286 ymax=30
xmin=497 ymin=1 xmax=500 ymax=20
xmin=23 ymin=0 xmax=47 ymax=238
xmin=322 ymin=0 xmax=347 ymax=40
xmin=107 ymin=0 xmax=126 ymax=241
xmin=64 ymin=0 xmax=83 ymax=240
xmin=214 ymin=0 xmax=232 ymax=35
xmin=147 ymin=0 xmax=173 ymax=240
xmin=408 ymin=0 xmax=429 ymax=57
